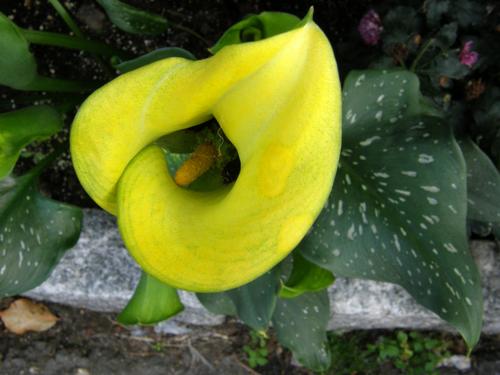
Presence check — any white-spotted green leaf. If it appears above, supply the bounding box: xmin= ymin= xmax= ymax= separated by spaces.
xmin=0 ymin=12 xmax=37 ymax=89
xmin=299 ymin=69 xmax=483 ymax=347
xmin=279 ymin=252 xmax=334 ymax=299
xmin=197 ymin=268 xmax=280 ymax=331
xmin=459 ymin=137 xmax=500 ymax=224
xmin=0 ymin=105 xmax=62 ymax=179
xmin=272 ymin=290 xmax=331 ymax=371
xmin=117 ymin=271 xmax=183 ymax=325
xmin=113 ymin=47 xmax=195 ymax=74
xmin=96 ymin=0 xmax=168 ymax=35
xmin=0 ymin=153 xmax=82 ymax=297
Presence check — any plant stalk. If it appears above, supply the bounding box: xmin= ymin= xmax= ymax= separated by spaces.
xmin=21 ymin=29 xmax=128 ymax=59
xmin=48 ymin=0 xmax=84 ymax=38
xmin=411 ymin=38 xmax=435 ymax=72
xmin=21 ymin=75 xmax=101 ymax=93
xmin=47 ymin=0 xmax=116 ymax=78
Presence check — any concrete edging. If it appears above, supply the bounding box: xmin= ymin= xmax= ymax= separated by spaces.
xmin=26 ymin=209 xmax=500 ymax=334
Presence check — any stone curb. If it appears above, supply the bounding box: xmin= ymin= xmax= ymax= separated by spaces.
xmin=26 ymin=209 xmax=500 ymax=334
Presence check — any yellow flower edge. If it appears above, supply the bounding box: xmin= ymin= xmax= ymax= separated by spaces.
xmin=71 ymin=20 xmax=342 ymax=292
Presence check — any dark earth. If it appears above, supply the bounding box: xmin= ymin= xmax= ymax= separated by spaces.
xmin=1 ymin=1 xmax=499 ymax=374
xmin=0 ymin=300 xmax=499 ymax=375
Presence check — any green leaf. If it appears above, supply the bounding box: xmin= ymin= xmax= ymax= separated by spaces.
xmin=299 ymin=69 xmax=483 ymax=348
xmin=272 ymin=291 xmax=331 ymax=371
xmin=425 ymin=0 xmax=450 ymax=28
xmin=117 ymin=271 xmax=184 ymax=325
xmin=196 ymin=290 xmax=236 ymax=316
xmin=0 ymin=105 xmax=62 ymax=179
xmin=429 ymin=52 xmax=471 ymax=80
xmin=459 ymin=137 xmax=500 ymax=224
xmin=0 ymin=154 xmax=82 ymax=297
xmin=197 ymin=269 xmax=280 ymax=331
xmin=209 ymin=11 xmax=301 ymax=54
xmin=96 ymin=0 xmax=168 ymax=35
xmin=279 ymin=252 xmax=334 ymax=299
xmin=0 ymin=12 xmax=37 ymax=89
xmin=113 ymin=47 xmax=196 ymax=74
xmin=434 ymin=23 xmax=458 ymax=50
xmin=472 ymin=87 xmax=500 ymax=167
xmin=450 ymin=0 xmax=484 ymax=28
xmin=382 ymin=6 xmax=418 ymax=52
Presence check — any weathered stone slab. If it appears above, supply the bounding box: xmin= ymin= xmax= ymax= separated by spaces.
xmin=26 ymin=209 xmax=500 ymax=334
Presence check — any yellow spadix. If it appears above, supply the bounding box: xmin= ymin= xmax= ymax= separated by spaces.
xmin=70 ymin=18 xmax=341 ymax=292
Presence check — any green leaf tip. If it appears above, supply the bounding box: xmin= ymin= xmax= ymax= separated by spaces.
xmin=304 ymin=7 xmax=315 ymax=23
xmin=117 ymin=272 xmax=184 ymax=325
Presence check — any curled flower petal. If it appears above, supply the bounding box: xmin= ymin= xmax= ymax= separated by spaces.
xmin=71 ymin=18 xmax=341 ymax=292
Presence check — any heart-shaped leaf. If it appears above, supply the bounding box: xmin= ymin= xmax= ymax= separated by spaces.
xmin=0 ymin=12 xmax=37 ymax=89
xmin=272 ymin=290 xmax=331 ymax=371
xmin=113 ymin=47 xmax=196 ymax=74
xmin=279 ymin=252 xmax=334 ymax=299
xmin=209 ymin=11 xmax=301 ymax=54
xmin=96 ymin=0 xmax=168 ymax=35
xmin=459 ymin=137 xmax=500 ymax=224
xmin=117 ymin=271 xmax=184 ymax=325
xmin=197 ymin=268 xmax=280 ymax=331
xmin=299 ymin=69 xmax=483 ymax=347
xmin=0 ymin=153 xmax=82 ymax=297
xmin=0 ymin=105 xmax=62 ymax=179
xmin=426 ymin=0 xmax=450 ymax=28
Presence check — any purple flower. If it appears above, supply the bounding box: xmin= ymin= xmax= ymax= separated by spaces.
xmin=460 ymin=41 xmax=479 ymax=68
xmin=358 ymin=9 xmax=383 ymax=46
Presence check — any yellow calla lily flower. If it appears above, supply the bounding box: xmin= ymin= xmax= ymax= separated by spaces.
xmin=70 ymin=17 xmax=341 ymax=292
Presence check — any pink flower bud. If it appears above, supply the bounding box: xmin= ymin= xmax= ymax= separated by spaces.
xmin=358 ymin=9 xmax=383 ymax=46
xmin=460 ymin=41 xmax=479 ymax=68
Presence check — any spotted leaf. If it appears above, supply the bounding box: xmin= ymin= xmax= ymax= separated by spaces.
xmin=0 ymin=154 xmax=82 ymax=297
xmin=197 ymin=268 xmax=280 ymax=331
xmin=459 ymin=137 xmax=500 ymax=224
xmin=272 ymin=290 xmax=331 ymax=371
xmin=300 ymin=70 xmax=483 ymax=347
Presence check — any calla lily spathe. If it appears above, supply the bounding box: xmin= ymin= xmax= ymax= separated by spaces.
xmin=70 ymin=18 xmax=341 ymax=292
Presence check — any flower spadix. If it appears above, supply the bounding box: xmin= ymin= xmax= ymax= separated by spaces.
xmin=70 ymin=17 xmax=341 ymax=292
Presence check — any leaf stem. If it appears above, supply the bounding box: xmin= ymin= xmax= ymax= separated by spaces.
xmin=170 ymin=22 xmax=210 ymax=46
xmin=48 ymin=0 xmax=84 ymax=38
xmin=47 ymin=0 xmax=116 ymax=78
xmin=21 ymin=75 xmax=101 ymax=93
xmin=411 ymin=38 xmax=434 ymax=72
xmin=21 ymin=29 xmax=128 ymax=59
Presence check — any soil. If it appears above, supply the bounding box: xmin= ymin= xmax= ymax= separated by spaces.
xmin=0 ymin=0 xmax=378 ymax=207
xmin=0 ymin=300 xmax=499 ymax=375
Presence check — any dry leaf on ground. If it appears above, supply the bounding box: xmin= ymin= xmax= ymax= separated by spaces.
xmin=0 ymin=298 xmax=58 ymax=334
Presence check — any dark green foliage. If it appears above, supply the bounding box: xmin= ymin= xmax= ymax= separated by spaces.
xmin=0 ymin=154 xmax=82 ymax=297
xmin=0 ymin=12 xmax=37 ymax=89
xmin=96 ymin=0 xmax=168 ymax=35
xmin=272 ymin=290 xmax=331 ymax=371
xmin=299 ymin=70 xmax=483 ymax=347
xmin=0 ymin=106 xmax=62 ymax=178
